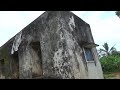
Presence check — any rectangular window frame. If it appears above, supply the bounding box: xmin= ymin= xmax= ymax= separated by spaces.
xmin=83 ymin=47 xmax=95 ymax=63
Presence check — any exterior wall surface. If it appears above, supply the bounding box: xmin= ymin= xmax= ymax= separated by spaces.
xmin=0 ymin=11 xmax=103 ymax=79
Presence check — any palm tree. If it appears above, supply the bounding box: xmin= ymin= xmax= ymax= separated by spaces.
xmin=99 ymin=42 xmax=116 ymax=57
xmin=116 ymin=11 xmax=120 ymax=18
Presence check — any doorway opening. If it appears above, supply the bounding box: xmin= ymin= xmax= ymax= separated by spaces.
xmin=30 ymin=41 xmax=43 ymax=78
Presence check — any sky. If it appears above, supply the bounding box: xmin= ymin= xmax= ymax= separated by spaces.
xmin=0 ymin=11 xmax=120 ymax=51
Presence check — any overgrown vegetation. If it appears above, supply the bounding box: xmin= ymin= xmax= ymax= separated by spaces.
xmin=100 ymin=12 xmax=120 ymax=78
xmin=100 ymin=55 xmax=120 ymax=73
xmin=98 ymin=42 xmax=120 ymax=78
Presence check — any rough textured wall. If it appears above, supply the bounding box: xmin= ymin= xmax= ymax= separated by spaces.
xmin=0 ymin=37 xmax=19 ymax=79
xmin=0 ymin=11 xmax=103 ymax=79
xmin=37 ymin=11 xmax=88 ymax=79
xmin=88 ymin=47 xmax=103 ymax=79
xmin=36 ymin=11 xmax=103 ymax=79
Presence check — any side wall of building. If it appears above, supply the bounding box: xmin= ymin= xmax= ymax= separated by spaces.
xmin=0 ymin=11 xmax=103 ymax=79
xmin=0 ymin=38 xmax=19 ymax=79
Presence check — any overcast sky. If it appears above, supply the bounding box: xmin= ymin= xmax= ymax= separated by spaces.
xmin=0 ymin=11 xmax=120 ymax=51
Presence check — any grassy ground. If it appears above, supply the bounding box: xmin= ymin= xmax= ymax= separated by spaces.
xmin=104 ymin=72 xmax=120 ymax=79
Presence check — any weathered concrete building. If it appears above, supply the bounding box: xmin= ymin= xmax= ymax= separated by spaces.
xmin=0 ymin=11 xmax=103 ymax=79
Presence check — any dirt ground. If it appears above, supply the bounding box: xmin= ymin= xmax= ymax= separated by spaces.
xmin=104 ymin=72 xmax=120 ymax=79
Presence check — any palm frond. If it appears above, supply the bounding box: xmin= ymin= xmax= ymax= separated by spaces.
xmin=109 ymin=44 xmax=116 ymax=52
xmin=103 ymin=43 xmax=109 ymax=52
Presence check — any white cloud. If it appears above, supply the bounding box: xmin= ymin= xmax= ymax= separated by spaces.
xmin=0 ymin=11 xmax=44 ymax=46
xmin=72 ymin=11 xmax=120 ymax=50
xmin=72 ymin=11 xmax=87 ymax=16
xmin=89 ymin=12 xmax=120 ymax=50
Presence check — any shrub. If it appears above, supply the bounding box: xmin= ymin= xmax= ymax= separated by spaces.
xmin=100 ymin=55 xmax=120 ymax=73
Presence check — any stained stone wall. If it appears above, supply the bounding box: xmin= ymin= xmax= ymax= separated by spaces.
xmin=0 ymin=11 xmax=103 ymax=79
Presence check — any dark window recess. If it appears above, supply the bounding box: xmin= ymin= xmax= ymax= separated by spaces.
xmin=30 ymin=41 xmax=43 ymax=78
xmin=0 ymin=59 xmax=4 ymax=65
xmin=0 ymin=59 xmax=5 ymax=73
xmin=84 ymin=48 xmax=94 ymax=61
xmin=12 ymin=51 xmax=19 ymax=63
xmin=30 ymin=41 xmax=40 ymax=51
xmin=11 ymin=51 xmax=19 ymax=78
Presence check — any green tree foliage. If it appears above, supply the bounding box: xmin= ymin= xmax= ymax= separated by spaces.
xmin=99 ymin=42 xmax=120 ymax=73
xmin=116 ymin=11 xmax=120 ymax=18
xmin=100 ymin=55 xmax=120 ymax=73
xmin=99 ymin=42 xmax=116 ymax=57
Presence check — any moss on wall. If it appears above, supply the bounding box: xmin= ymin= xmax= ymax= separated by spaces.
xmin=0 ymin=47 xmax=11 ymax=78
xmin=0 ymin=45 xmax=19 ymax=78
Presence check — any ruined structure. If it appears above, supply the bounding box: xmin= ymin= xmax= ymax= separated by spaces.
xmin=0 ymin=11 xmax=103 ymax=79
